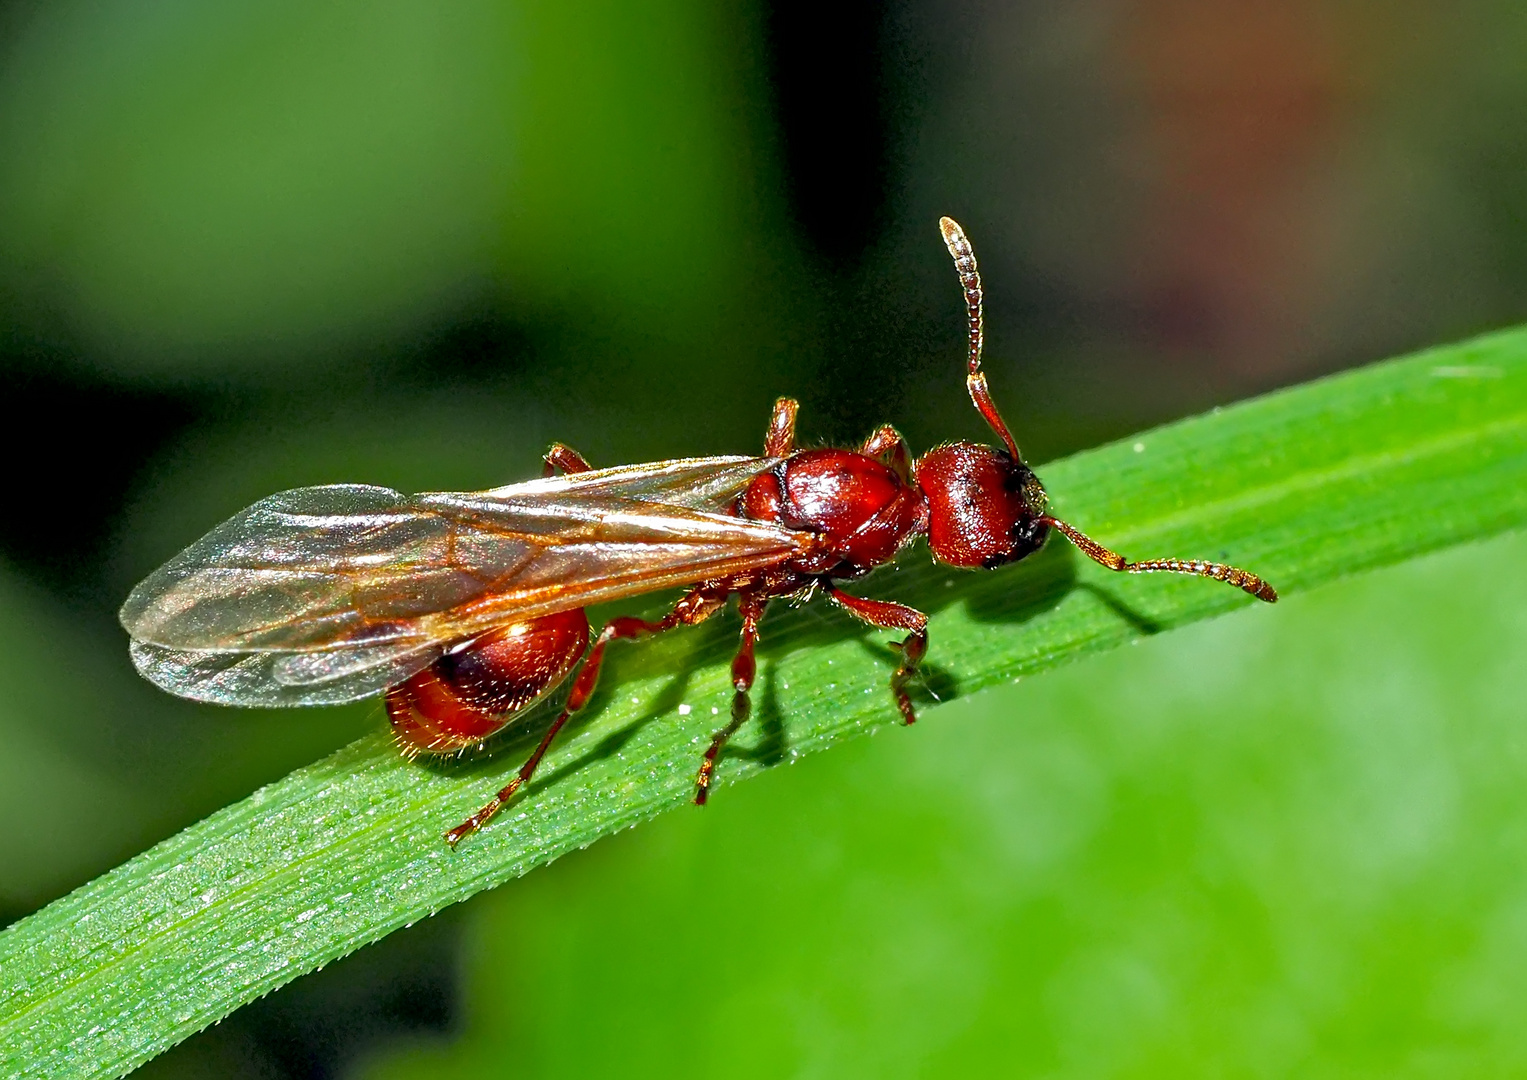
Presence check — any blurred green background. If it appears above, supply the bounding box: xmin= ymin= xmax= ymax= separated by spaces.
xmin=2 ymin=0 xmax=1525 ymax=1076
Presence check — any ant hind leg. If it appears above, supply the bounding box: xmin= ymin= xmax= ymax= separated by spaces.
xmin=446 ymin=584 xmax=727 ymax=846
xmin=764 ymin=399 xmax=799 ymax=457
xmin=695 ymin=594 xmax=768 ymax=804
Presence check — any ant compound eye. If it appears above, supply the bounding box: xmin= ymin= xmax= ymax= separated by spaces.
xmin=917 ymin=442 xmax=1048 ymax=569
xmin=1009 ymin=514 xmax=1050 ymax=554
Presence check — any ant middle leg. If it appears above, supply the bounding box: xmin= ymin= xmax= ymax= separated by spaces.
xmin=445 ymin=585 xmax=728 ymax=846
xmin=695 ymin=593 xmax=768 ymax=804
xmin=828 ymin=588 xmax=929 ymax=724
xmin=859 ymin=425 xmax=914 ymax=484
xmin=542 ymin=443 xmax=593 ymax=477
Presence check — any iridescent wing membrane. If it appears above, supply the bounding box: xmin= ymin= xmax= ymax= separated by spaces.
xmin=120 ymin=456 xmax=805 ymax=707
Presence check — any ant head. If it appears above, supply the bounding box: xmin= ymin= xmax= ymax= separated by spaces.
xmin=916 ymin=442 xmax=1049 ymax=568
xmin=921 ymin=217 xmax=1049 ymax=568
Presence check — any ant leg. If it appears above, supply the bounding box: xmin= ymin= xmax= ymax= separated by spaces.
xmin=695 ymin=593 xmax=767 ymax=804
xmin=828 ymin=588 xmax=929 ymax=724
xmin=542 ymin=443 xmax=593 ymax=477
xmin=859 ymin=425 xmax=914 ymax=485
xmin=765 ymin=398 xmax=799 ymax=457
xmin=445 ymin=586 xmax=727 ymax=846
xmin=1042 ymin=516 xmax=1278 ymax=603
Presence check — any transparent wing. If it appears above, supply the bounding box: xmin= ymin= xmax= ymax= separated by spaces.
xmin=120 ymin=457 xmax=802 ymax=705
xmin=128 ymin=638 xmax=448 ymax=707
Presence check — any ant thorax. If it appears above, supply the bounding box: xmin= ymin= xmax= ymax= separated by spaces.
xmin=737 ymin=449 xmax=925 ymax=577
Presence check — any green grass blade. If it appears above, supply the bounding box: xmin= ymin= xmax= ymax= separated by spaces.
xmin=4 ymin=329 xmax=1526 ymax=1079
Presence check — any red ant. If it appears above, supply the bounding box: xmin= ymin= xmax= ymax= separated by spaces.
xmin=121 ymin=218 xmax=1276 ymax=846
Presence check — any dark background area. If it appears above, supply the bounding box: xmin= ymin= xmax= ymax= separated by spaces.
xmin=3 ymin=1 xmax=1526 ymax=1077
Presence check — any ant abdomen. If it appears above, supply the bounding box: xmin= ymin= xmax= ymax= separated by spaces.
xmin=386 ymin=609 xmax=590 ymax=755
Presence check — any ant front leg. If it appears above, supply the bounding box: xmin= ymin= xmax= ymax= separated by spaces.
xmin=445 ymin=585 xmax=727 ymax=847
xmin=695 ymin=593 xmax=767 ymax=804
xmin=542 ymin=443 xmax=593 ymax=477
xmin=859 ymin=425 xmax=914 ymax=485
xmin=828 ymin=588 xmax=929 ymax=724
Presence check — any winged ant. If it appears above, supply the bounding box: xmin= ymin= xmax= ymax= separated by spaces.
xmin=122 ymin=218 xmax=1276 ymax=846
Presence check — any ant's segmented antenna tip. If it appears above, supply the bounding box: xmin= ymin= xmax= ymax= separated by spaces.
xmin=939 ymin=218 xmax=977 ymax=281
xmin=1042 ymin=516 xmax=1279 ymax=604
xmin=937 ymin=215 xmax=983 ymax=372
xmin=939 ymin=215 xmax=1022 ymax=461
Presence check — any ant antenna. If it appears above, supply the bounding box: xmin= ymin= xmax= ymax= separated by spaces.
xmin=1041 ymin=516 xmax=1279 ymax=602
xmin=939 ymin=216 xmax=1022 ymax=463
xmin=939 ymin=218 xmax=1276 ymax=605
